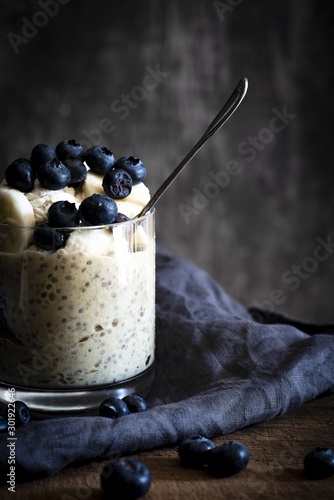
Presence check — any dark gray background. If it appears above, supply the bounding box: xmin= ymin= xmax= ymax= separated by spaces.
xmin=1 ymin=0 xmax=333 ymax=321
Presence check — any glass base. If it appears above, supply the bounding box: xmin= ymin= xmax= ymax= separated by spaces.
xmin=0 ymin=364 xmax=155 ymax=416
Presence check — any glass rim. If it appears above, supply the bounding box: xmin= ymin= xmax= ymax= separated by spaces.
xmin=0 ymin=207 xmax=155 ymax=231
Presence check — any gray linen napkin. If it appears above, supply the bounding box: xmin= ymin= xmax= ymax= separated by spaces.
xmin=0 ymin=246 xmax=334 ymax=481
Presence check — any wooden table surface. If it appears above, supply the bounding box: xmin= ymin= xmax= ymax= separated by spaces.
xmin=1 ymin=393 xmax=333 ymax=500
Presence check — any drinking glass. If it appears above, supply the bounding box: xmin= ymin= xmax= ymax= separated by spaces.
xmin=0 ymin=210 xmax=155 ymax=413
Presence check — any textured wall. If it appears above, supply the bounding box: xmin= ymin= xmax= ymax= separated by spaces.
xmin=1 ymin=0 xmax=333 ymax=321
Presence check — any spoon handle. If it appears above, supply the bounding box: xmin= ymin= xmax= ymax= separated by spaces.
xmin=137 ymin=76 xmax=248 ymax=218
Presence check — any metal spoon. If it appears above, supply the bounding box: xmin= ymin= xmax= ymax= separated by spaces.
xmin=135 ymin=76 xmax=248 ymax=218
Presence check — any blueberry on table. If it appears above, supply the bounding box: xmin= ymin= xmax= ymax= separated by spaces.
xmin=103 ymin=168 xmax=133 ymax=199
xmin=31 ymin=143 xmax=56 ymax=169
xmin=0 ymin=400 xmax=30 ymax=429
xmin=99 ymin=397 xmax=130 ymax=419
xmin=207 ymin=441 xmax=249 ymax=477
xmin=0 ymin=416 xmax=8 ymax=433
xmin=304 ymin=447 xmax=334 ymax=479
xmin=47 ymin=201 xmax=80 ymax=228
xmin=14 ymin=401 xmax=31 ymax=426
xmin=5 ymin=158 xmax=35 ymax=192
xmin=37 ymin=159 xmax=71 ymax=190
xmin=33 ymin=223 xmax=67 ymax=251
xmin=83 ymin=145 xmax=115 ymax=174
xmin=178 ymin=436 xmax=216 ymax=467
xmin=114 ymin=156 xmax=146 ymax=185
xmin=101 ymin=458 xmax=151 ymax=499
xmin=122 ymin=395 xmax=148 ymax=413
xmin=78 ymin=194 xmax=118 ymax=225
xmin=63 ymin=158 xmax=87 ymax=187
xmin=55 ymin=139 xmax=84 ymax=161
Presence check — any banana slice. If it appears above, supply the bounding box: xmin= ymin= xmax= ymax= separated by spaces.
xmin=116 ymin=183 xmax=150 ymax=219
xmin=0 ymin=185 xmax=35 ymax=252
xmin=79 ymin=171 xmax=104 ymax=199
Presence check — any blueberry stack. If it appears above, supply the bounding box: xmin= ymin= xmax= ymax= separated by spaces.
xmin=0 ymin=139 xmax=148 ymax=253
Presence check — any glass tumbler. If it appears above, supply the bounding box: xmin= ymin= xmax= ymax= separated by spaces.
xmin=0 ymin=210 xmax=155 ymax=413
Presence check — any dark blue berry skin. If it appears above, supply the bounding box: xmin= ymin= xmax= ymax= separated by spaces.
xmin=63 ymin=159 xmax=87 ymax=187
xmin=122 ymin=395 xmax=148 ymax=413
xmin=304 ymin=448 xmax=334 ymax=479
xmin=115 ymin=213 xmax=130 ymax=223
xmin=55 ymin=139 xmax=84 ymax=162
xmin=78 ymin=194 xmax=118 ymax=225
xmin=47 ymin=201 xmax=80 ymax=228
xmin=103 ymin=168 xmax=133 ymax=199
xmin=14 ymin=401 xmax=31 ymax=426
xmin=5 ymin=158 xmax=34 ymax=192
xmin=31 ymin=143 xmax=56 ymax=170
xmin=114 ymin=156 xmax=146 ymax=185
xmin=37 ymin=160 xmax=71 ymax=190
xmin=0 ymin=416 xmax=8 ymax=433
xmin=178 ymin=436 xmax=216 ymax=467
xmin=83 ymin=145 xmax=115 ymax=174
xmin=33 ymin=223 xmax=67 ymax=251
xmin=99 ymin=397 xmax=130 ymax=419
xmin=101 ymin=458 xmax=151 ymax=499
xmin=207 ymin=441 xmax=249 ymax=477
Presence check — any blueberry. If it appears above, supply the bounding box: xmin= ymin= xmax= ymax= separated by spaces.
xmin=55 ymin=139 xmax=84 ymax=162
xmin=14 ymin=401 xmax=31 ymax=426
xmin=101 ymin=458 xmax=151 ymax=499
xmin=103 ymin=168 xmax=133 ymax=199
xmin=0 ymin=416 xmax=8 ymax=433
xmin=122 ymin=395 xmax=148 ymax=413
xmin=99 ymin=397 xmax=130 ymax=419
xmin=78 ymin=194 xmax=118 ymax=225
xmin=178 ymin=436 xmax=216 ymax=468
xmin=83 ymin=145 xmax=115 ymax=174
xmin=31 ymin=143 xmax=56 ymax=169
xmin=33 ymin=223 xmax=67 ymax=251
xmin=304 ymin=448 xmax=334 ymax=479
xmin=37 ymin=159 xmax=71 ymax=190
xmin=5 ymin=158 xmax=34 ymax=192
xmin=63 ymin=159 xmax=87 ymax=187
xmin=115 ymin=213 xmax=130 ymax=223
xmin=47 ymin=201 xmax=80 ymax=228
xmin=207 ymin=441 xmax=249 ymax=477
xmin=114 ymin=156 xmax=146 ymax=185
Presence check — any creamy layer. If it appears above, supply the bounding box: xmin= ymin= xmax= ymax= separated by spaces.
xmin=0 ymin=226 xmax=155 ymax=389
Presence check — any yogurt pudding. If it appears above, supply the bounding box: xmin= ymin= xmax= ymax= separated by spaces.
xmin=0 ymin=141 xmax=155 ymax=396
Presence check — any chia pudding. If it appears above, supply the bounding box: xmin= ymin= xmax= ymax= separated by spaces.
xmin=0 ymin=141 xmax=155 ymax=391
xmin=0 ymin=217 xmax=155 ymax=389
